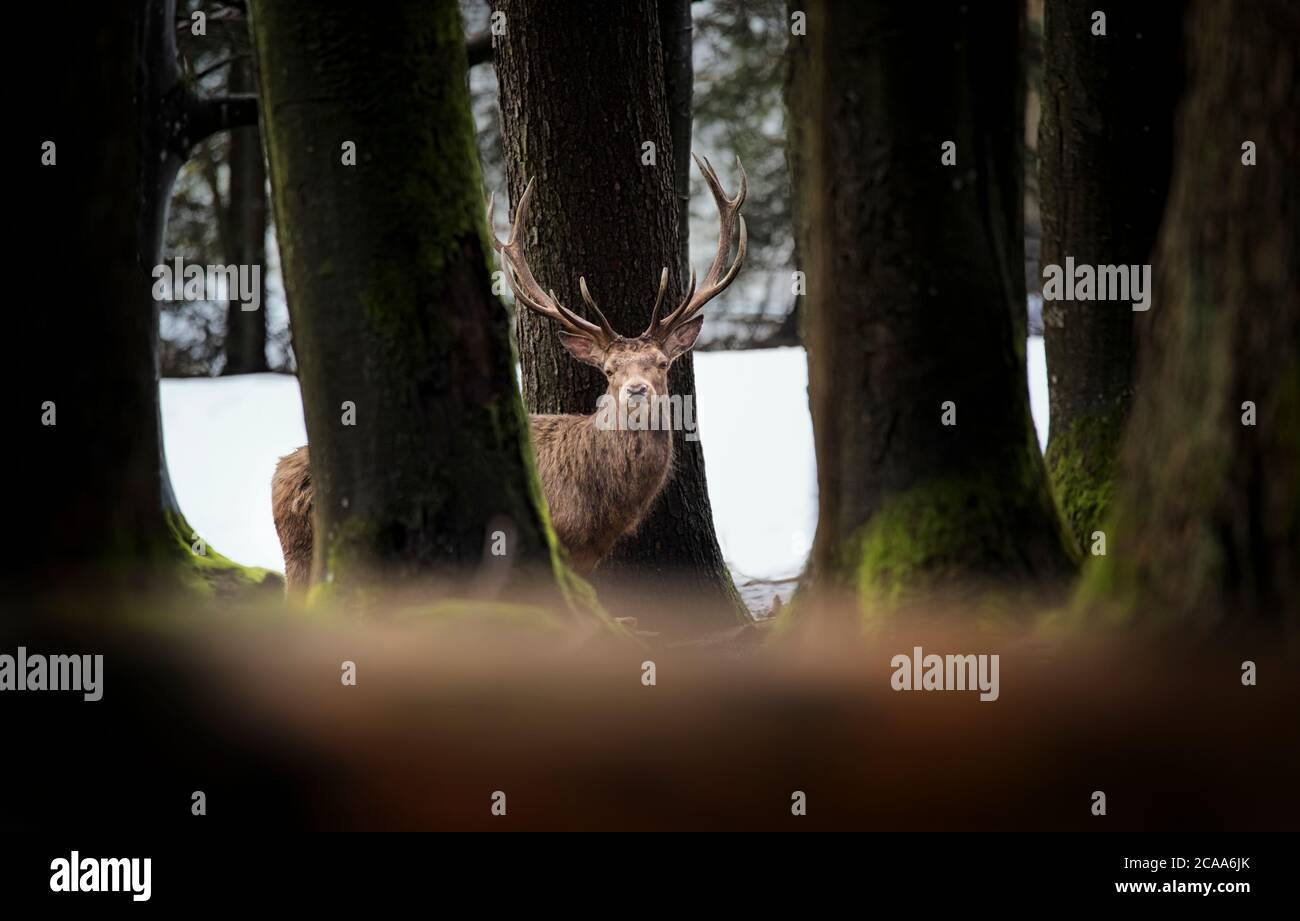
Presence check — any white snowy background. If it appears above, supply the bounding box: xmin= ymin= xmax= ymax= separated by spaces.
xmin=162 ymin=341 xmax=1050 ymax=603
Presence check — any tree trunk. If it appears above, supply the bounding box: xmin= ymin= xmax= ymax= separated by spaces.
xmin=1083 ymin=0 xmax=1299 ymax=630
xmin=659 ymin=0 xmax=694 ymax=281
xmin=790 ymin=0 xmax=1076 ymax=608
xmin=1039 ymin=0 xmax=1183 ymax=548
xmin=493 ymin=0 xmax=744 ymax=623
xmin=26 ymin=0 xmax=271 ymax=594
xmin=250 ymin=0 xmax=568 ymax=598
xmin=222 ymin=60 xmax=270 ymax=375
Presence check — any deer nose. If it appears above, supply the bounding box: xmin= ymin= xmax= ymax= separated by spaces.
xmin=626 ymin=383 xmax=649 ymax=397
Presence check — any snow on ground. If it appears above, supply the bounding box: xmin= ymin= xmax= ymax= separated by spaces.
xmin=161 ymin=374 xmax=306 ymax=573
xmin=1027 ymin=336 xmax=1049 ymax=452
xmin=694 ymin=347 xmax=817 ymax=582
xmin=161 ymin=343 xmax=1050 ymax=585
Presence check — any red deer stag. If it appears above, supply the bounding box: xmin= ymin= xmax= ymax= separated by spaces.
xmin=272 ymin=154 xmax=746 ymax=590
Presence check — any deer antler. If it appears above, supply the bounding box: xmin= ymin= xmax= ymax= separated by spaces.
xmin=646 ymin=153 xmax=748 ymax=340
xmin=487 ymin=178 xmax=617 ymax=346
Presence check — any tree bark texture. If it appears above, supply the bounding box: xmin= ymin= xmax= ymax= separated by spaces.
xmin=251 ymin=0 xmax=565 ymax=595
xmin=1039 ymin=0 xmax=1184 ymax=548
xmin=24 ymin=0 xmax=271 ymax=594
xmin=789 ymin=0 xmax=1077 ymax=607
xmin=1083 ymin=0 xmax=1299 ymax=631
xmin=659 ymin=0 xmax=695 ymax=282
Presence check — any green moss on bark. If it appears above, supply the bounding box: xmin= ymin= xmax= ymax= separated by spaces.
xmin=845 ymin=477 xmax=1058 ymax=607
xmin=165 ymin=510 xmax=282 ymax=598
xmin=1078 ymin=357 xmax=1300 ymax=628
xmin=833 ymin=432 xmax=1078 ymax=618
xmin=252 ymin=0 xmax=585 ymax=610
xmin=1045 ymin=408 xmax=1126 ymax=551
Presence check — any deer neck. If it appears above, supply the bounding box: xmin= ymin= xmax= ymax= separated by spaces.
xmin=581 ymin=409 xmax=673 ymax=507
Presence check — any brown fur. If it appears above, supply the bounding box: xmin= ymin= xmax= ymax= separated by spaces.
xmin=271 ymin=336 xmax=691 ymax=592
xmin=270 ymin=445 xmax=314 ymax=594
xmin=529 ymin=416 xmax=673 ymax=572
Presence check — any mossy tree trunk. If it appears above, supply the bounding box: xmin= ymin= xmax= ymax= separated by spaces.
xmin=26 ymin=0 xmax=269 ymax=595
xmin=1083 ymin=0 xmax=1299 ymax=630
xmin=250 ymin=0 xmax=565 ymax=596
xmin=789 ymin=0 xmax=1077 ymax=607
xmin=492 ymin=0 xmax=743 ymax=623
xmin=1039 ymin=0 xmax=1184 ymax=548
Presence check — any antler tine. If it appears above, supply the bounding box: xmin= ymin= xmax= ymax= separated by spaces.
xmin=644 ymin=266 xmax=690 ymax=338
xmin=487 ymin=177 xmax=612 ymax=345
xmin=641 ymin=267 xmax=670 ymax=336
xmin=653 ymin=154 xmax=748 ymax=339
xmin=578 ymin=277 xmax=619 ymax=341
xmin=548 ymin=287 xmax=602 ymax=334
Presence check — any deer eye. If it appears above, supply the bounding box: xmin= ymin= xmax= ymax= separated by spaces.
xmin=604 ymin=368 xmax=614 ymax=378
xmin=657 ymin=361 xmax=669 ymax=370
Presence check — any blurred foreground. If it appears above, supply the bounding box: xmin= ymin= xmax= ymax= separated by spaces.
xmin=4 ymin=586 xmax=1296 ymax=831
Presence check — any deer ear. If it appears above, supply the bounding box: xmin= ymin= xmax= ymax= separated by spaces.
xmin=557 ymin=331 xmax=606 ymax=369
xmin=662 ymin=316 xmax=704 ymax=359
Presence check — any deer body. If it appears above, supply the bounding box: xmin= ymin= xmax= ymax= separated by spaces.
xmin=530 ymin=411 xmax=673 ymax=572
xmin=272 ymin=154 xmax=745 ymax=591
xmin=272 ymin=412 xmax=671 ymax=586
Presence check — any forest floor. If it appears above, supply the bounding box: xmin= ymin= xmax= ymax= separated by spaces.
xmin=7 ymin=586 xmax=1294 ymax=831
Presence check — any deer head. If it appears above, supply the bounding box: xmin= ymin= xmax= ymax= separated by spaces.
xmin=488 ymin=153 xmax=747 ymax=413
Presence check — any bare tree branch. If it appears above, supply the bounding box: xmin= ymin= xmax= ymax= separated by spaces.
xmin=168 ymin=92 xmax=259 ymax=156
xmin=190 ymin=53 xmax=250 ymax=83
